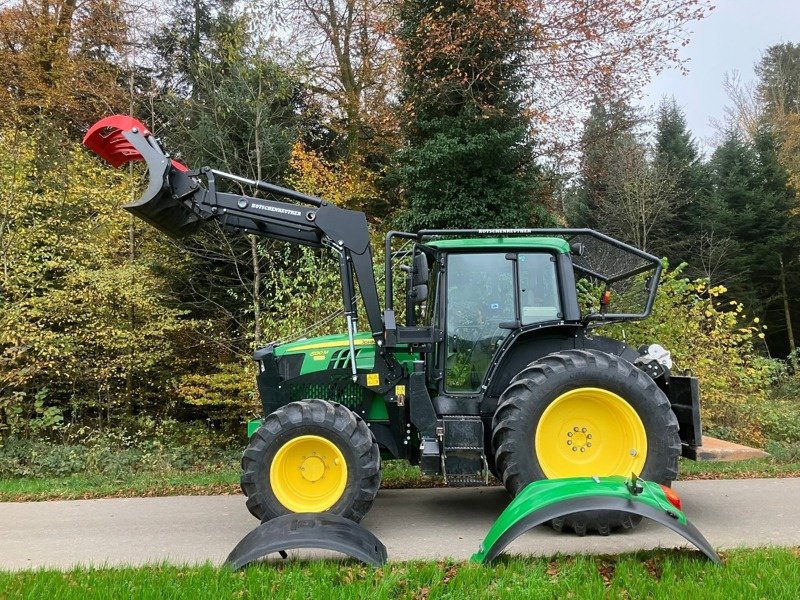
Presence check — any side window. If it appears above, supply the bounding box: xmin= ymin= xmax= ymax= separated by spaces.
xmin=519 ymin=253 xmax=561 ymax=324
xmin=445 ymin=253 xmax=513 ymax=392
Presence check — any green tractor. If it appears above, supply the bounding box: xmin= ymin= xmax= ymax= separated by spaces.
xmin=242 ymin=233 xmax=700 ymax=535
xmin=84 ymin=116 xmax=703 ymax=539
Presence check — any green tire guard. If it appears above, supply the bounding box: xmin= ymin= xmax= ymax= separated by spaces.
xmin=472 ymin=476 xmax=721 ymax=565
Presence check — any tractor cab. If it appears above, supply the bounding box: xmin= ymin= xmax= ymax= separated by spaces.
xmin=421 ymin=238 xmax=575 ymax=395
xmin=384 ymin=232 xmax=647 ymax=417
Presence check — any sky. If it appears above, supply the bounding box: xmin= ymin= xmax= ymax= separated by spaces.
xmin=640 ymin=0 xmax=800 ymax=155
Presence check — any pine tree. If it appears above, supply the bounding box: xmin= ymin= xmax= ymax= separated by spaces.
xmin=393 ymin=0 xmax=546 ymax=230
xmin=653 ymin=98 xmax=708 ymax=262
xmin=704 ymin=128 xmax=796 ymax=356
xmin=573 ymin=97 xmax=640 ymax=228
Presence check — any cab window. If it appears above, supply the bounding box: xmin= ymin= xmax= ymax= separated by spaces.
xmin=519 ymin=253 xmax=561 ymax=324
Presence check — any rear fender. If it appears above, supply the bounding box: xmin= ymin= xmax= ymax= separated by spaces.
xmin=226 ymin=513 xmax=388 ymax=569
xmin=472 ymin=476 xmax=721 ymax=565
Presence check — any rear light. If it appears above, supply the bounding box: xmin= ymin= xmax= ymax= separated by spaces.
xmin=600 ymin=290 xmax=612 ymax=306
xmin=659 ymin=484 xmax=682 ymax=510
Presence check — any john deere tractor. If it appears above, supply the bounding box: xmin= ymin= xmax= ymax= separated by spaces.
xmin=84 ymin=116 xmax=703 ymax=537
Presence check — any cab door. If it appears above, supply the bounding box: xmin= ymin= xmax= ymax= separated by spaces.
xmin=443 ymin=252 xmax=516 ymax=393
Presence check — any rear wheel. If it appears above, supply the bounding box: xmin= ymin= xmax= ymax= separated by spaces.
xmin=492 ymin=349 xmax=680 ymax=535
xmin=241 ymin=399 xmax=381 ymax=522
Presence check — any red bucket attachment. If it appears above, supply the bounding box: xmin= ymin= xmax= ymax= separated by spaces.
xmin=83 ymin=115 xmax=188 ymax=171
xmin=83 ymin=115 xmax=151 ymax=168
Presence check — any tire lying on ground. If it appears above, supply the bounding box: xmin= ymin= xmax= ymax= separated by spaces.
xmin=491 ymin=349 xmax=681 ymax=536
xmin=241 ymin=399 xmax=381 ymax=523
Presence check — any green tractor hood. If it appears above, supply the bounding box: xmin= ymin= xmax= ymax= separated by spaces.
xmin=472 ymin=475 xmax=721 ymax=564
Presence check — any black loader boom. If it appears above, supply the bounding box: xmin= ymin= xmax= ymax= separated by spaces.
xmin=84 ymin=115 xmax=393 ymax=384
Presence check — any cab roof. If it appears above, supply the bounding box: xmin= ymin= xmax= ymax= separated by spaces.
xmin=425 ymin=236 xmax=570 ymax=253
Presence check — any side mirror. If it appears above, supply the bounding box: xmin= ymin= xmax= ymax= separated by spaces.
xmin=412 ymin=252 xmax=429 ymax=286
xmin=570 ymin=242 xmax=586 ymax=257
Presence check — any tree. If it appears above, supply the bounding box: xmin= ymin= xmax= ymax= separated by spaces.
xmin=0 ymin=0 xmax=128 ymax=132
xmin=757 ymin=43 xmax=800 ymax=116
xmin=750 ymin=126 xmax=798 ymax=357
xmin=148 ymin=4 xmax=310 ymax=352
xmin=701 ymin=128 xmax=797 ymax=356
xmin=394 ymin=0 xmax=545 ymax=230
xmin=654 ymin=98 xmax=708 ymax=261
xmin=572 ymin=97 xmax=641 ymax=228
xmin=756 ymin=43 xmax=800 ymax=201
xmin=711 ymin=71 xmax=763 ymax=142
xmin=272 ymin=0 xmax=399 ymax=163
xmin=517 ymin=0 xmax=712 ymax=156
xmin=703 ymin=43 xmax=800 ymax=358
xmin=655 ymin=99 xmax=702 ymax=176
xmin=0 ymin=131 xmax=197 ymax=436
xmin=594 ymin=137 xmax=683 ymax=254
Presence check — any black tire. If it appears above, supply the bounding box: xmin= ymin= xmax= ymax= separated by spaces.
xmin=492 ymin=349 xmax=680 ymax=536
xmin=240 ymin=399 xmax=381 ymax=523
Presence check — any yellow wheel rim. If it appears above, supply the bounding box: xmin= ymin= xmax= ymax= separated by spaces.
xmin=535 ymin=387 xmax=647 ymax=479
xmin=270 ymin=435 xmax=348 ymax=512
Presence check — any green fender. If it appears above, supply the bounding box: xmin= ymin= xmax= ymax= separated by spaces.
xmin=472 ymin=476 xmax=721 ymax=564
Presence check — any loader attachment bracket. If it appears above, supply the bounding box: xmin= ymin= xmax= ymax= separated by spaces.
xmin=226 ymin=513 xmax=388 ymax=569
xmin=472 ymin=476 xmax=721 ymax=565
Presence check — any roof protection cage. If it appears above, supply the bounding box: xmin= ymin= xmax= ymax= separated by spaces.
xmin=393 ymin=228 xmax=663 ymax=323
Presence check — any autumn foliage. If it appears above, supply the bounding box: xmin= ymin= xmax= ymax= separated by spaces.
xmin=0 ymin=0 xmax=127 ymax=131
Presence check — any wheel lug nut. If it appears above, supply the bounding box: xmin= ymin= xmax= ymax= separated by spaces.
xmin=581 ymin=428 xmax=587 ymax=433
xmin=567 ymin=432 xmax=572 ymax=437
xmin=567 ymin=440 xmax=572 ymax=446
xmin=587 ymin=434 xmax=592 ymax=439
xmin=580 ymin=448 xmax=586 ymax=452
xmin=572 ymin=447 xmax=578 ymax=452
xmin=587 ymin=443 xmax=592 ymax=447
xmin=573 ymin=427 xmax=579 ymax=432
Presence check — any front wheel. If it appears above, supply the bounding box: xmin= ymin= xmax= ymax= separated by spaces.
xmin=241 ymin=399 xmax=381 ymax=523
xmin=492 ymin=349 xmax=680 ymax=535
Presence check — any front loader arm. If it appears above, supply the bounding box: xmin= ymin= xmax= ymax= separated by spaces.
xmin=83 ymin=115 xmax=385 ymax=343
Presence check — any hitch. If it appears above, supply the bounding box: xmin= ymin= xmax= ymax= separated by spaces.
xmin=472 ymin=476 xmax=721 ymax=565
xmin=226 ymin=513 xmax=388 ymax=569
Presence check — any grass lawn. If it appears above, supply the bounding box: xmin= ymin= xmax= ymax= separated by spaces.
xmin=2 ymin=456 xmax=800 ymax=503
xmin=0 ymin=469 xmax=242 ymax=502
xmin=0 ymin=548 xmax=797 ymax=599
xmin=680 ymin=457 xmax=800 ymax=479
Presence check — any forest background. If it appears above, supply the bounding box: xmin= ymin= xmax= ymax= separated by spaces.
xmin=1 ymin=0 xmax=799 ymax=478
